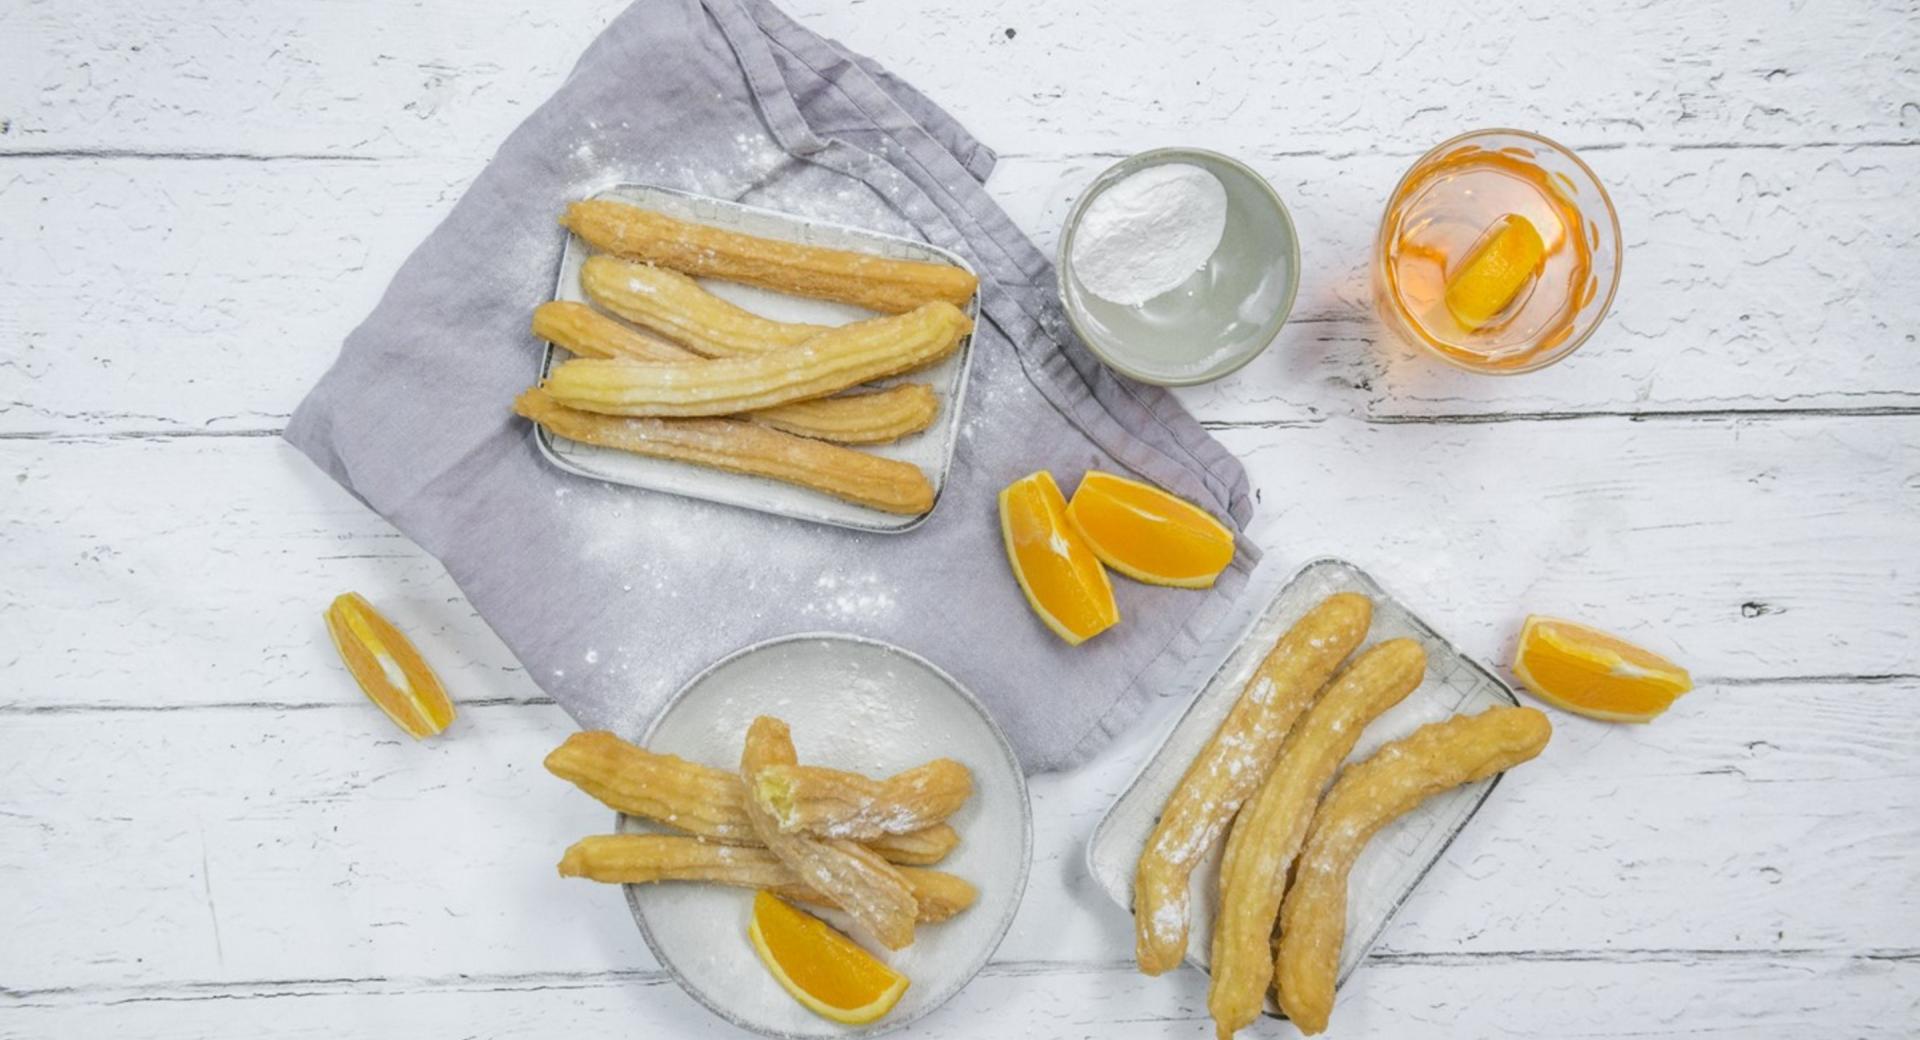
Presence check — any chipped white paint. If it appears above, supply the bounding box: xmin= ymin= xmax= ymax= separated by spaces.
xmin=2 ymin=0 xmax=1918 ymax=1037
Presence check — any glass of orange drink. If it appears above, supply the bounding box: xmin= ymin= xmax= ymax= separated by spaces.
xmin=1373 ymin=129 xmax=1622 ymax=373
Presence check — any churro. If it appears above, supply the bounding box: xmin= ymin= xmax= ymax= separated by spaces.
xmin=580 ymin=255 xmax=827 ymax=358
xmin=534 ymin=302 xmax=940 ymax=446
xmin=753 ymin=758 xmax=973 ymax=841
xmin=542 ymin=731 xmax=959 ymax=864
xmin=746 ymin=384 xmax=939 ymax=445
xmin=1133 ymin=592 xmax=1373 ymax=975
xmin=514 ymin=389 xmax=936 ymax=515
xmin=740 ymin=716 xmax=919 ymax=949
xmin=563 ymin=199 xmax=979 ymax=313
xmin=557 ymin=834 xmax=977 ymax=923
xmin=1208 ymin=638 xmax=1428 ymax=1039
xmin=533 ymin=300 xmax=695 ymax=362
xmin=542 ymin=301 xmax=971 ymax=418
xmin=1274 ymin=707 xmax=1552 ymax=1034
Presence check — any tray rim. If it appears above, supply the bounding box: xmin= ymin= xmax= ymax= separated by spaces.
xmin=535 ymin=182 xmax=981 ymax=535
xmin=1082 ymin=555 xmax=1522 ymax=1000
xmin=621 ymin=630 xmax=1034 ymax=1040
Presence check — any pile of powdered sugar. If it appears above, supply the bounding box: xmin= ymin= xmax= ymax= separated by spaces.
xmin=1068 ymin=163 xmax=1228 ymax=306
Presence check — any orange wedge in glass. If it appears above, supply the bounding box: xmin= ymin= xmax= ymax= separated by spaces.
xmin=1065 ymin=471 xmax=1235 ymax=589
xmin=1444 ymin=213 xmax=1545 ymax=329
xmin=998 ymin=471 xmax=1119 ymax=645
xmin=1510 ymin=615 xmax=1693 ymax=723
xmin=324 ymin=592 xmax=457 ymax=739
xmin=749 ymin=891 xmax=909 ymax=1025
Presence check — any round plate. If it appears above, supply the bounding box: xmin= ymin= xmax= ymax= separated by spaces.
xmin=624 ymin=633 xmax=1033 ymax=1038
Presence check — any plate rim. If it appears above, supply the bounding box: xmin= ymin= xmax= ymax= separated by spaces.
xmin=623 ymin=631 xmax=1034 ymax=1039
xmin=1082 ymin=555 xmax=1521 ymax=996
xmin=535 ymin=182 xmax=981 ymax=535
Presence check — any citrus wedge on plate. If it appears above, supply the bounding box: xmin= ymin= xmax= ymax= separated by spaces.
xmin=749 ymin=891 xmax=908 ymax=1025
xmin=1510 ymin=615 xmax=1693 ymax=723
xmin=1444 ymin=213 xmax=1545 ymax=329
xmin=323 ymin=592 xmax=456 ymax=738
xmin=1065 ymin=470 xmax=1235 ymax=589
xmin=998 ymin=470 xmax=1119 ymax=645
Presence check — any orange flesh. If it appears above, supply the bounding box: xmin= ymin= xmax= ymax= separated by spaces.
xmin=750 ymin=891 xmax=906 ymax=1014
xmin=324 ymin=593 xmax=456 ymax=738
xmin=1511 ymin=616 xmax=1692 ymax=722
xmin=1065 ymin=471 xmax=1234 ymax=588
xmin=998 ymin=471 xmax=1119 ymax=645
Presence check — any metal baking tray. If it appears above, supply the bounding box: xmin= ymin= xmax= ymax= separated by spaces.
xmin=1086 ymin=557 xmax=1521 ymax=1012
xmin=536 ymin=183 xmax=978 ymax=534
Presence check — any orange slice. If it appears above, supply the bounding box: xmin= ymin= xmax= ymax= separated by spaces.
xmin=323 ymin=592 xmax=457 ymax=739
xmin=1444 ymin=213 xmax=1545 ymax=329
xmin=749 ymin=891 xmax=909 ymax=1025
xmin=1064 ymin=471 xmax=1235 ymax=589
xmin=999 ymin=471 xmax=1120 ymax=645
xmin=1510 ymin=615 xmax=1693 ymax=723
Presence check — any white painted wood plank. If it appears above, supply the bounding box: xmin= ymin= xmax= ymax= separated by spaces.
xmin=6 ymin=416 xmax=1913 ymax=714
xmin=5 ymin=146 xmax=1918 ymax=436
xmin=5 ymin=0 xmax=1915 ymax=158
xmin=1 ymin=675 xmax=1912 ymax=995
xmin=2 ymin=954 xmax=1913 ymax=1039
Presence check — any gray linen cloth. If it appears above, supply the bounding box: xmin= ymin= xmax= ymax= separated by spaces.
xmin=285 ymin=0 xmax=1260 ymax=770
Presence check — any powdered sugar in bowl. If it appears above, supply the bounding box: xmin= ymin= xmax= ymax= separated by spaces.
xmin=1058 ymin=149 xmax=1299 ymax=386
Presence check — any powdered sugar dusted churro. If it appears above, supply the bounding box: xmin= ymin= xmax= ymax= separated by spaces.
xmin=1273 ymin=707 xmax=1552 ymax=1034
xmin=740 ymin=716 xmax=919 ymax=950
xmin=514 ymin=389 xmax=936 ymax=515
xmin=541 ymin=301 xmax=970 ymax=419
xmin=1208 ymin=638 xmax=1427 ymax=1038
xmin=556 ymin=833 xmax=977 ymax=923
xmin=753 ymin=758 xmax=973 ymax=841
xmin=1132 ymin=592 xmax=1373 ymax=975
xmin=580 ymin=255 xmax=826 ymax=359
xmin=564 ymin=199 xmax=979 ymax=314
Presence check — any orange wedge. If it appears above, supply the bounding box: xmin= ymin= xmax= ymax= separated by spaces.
xmin=1510 ymin=615 xmax=1693 ymax=723
xmin=1444 ymin=213 xmax=1545 ymax=329
xmin=1065 ymin=471 xmax=1235 ymax=589
xmin=999 ymin=471 xmax=1119 ymax=645
xmin=749 ymin=891 xmax=909 ymax=1025
xmin=323 ymin=592 xmax=457 ymax=739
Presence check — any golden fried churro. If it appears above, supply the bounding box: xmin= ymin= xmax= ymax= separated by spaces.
xmin=754 ymin=758 xmax=973 ymax=841
xmin=1133 ymin=592 xmax=1373 ymax=975
xmin=533 ymin=300 xmax=696 ymax=362
xmin=741 ymin=716 xmax=919 ymax=949
xmin=556 ymin=834 xmax=977 ymax=923
xmin=534 ymin=302 xmax=940 ymax=446
xmin=1274 ymin=707 xmax=1552 ymax=1035
xmin=542 ymin=301 xmax=970 ymax=419
xmin=1208 ymin=639 xmax=1428 ymax=1039
xmin=542 ymin=731 xmax=960 ymax=864
xmin=514 ymin=390 xmax=936 ymax=515
xmin=580 ymin=256 xmax=827 ymax=359
xmin=747 ymin=384 xmax=939 ymax=445
xmin=563 ymin=199 xmax=979 ymax=313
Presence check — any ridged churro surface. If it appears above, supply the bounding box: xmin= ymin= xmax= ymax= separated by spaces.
xmin=564 ymin=199 xmax=979 ymax=313
xmin=1133 ymin=593 xmax=1373 ymax=975
xmin=1273 ymin=707 xmax=1552 ymax=1034
xmin=515 ymin=390 xmax=936 ymax=515
xmin=1208 ymin=639 xmax=1427 ymax=1038
xmin=542 ymin=301 xmax=970 ymax=419
xmin=754 ymin=758 xmax=973 ymax=841
xmin=580 ymin=255 xmax=826 ymax=358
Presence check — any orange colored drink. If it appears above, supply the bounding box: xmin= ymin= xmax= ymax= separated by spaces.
xmin=1374 ymin=130 xmax=1621 ymax=373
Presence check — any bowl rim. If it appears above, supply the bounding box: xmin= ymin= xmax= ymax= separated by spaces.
xmin=1056 ymin=147 xmax=1301 ymax=387
xmin=1371 ymin=126 xmax=1625 ymax=375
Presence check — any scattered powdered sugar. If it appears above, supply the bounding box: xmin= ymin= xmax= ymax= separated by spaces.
xmin=799 ymin=571 xmax=900 ymax=623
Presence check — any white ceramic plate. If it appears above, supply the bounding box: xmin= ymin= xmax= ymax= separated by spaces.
xmin=1085 ymin=558 xmax=1520 ymax=1015
xmin=625 ymin=634 xmax=1031 ymax=1038
xmin=538 ymin=184 xmax=978 ymax=534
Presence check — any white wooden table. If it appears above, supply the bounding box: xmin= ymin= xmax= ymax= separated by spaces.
xmin=5 ymin=1 xmax=1917 ymax=1036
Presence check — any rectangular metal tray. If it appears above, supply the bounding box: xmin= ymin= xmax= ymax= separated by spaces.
xmin=1086 ymin=557 xmax=1520 ymax=1012
xmin=537 ymin=183 xmax=978 ymax=534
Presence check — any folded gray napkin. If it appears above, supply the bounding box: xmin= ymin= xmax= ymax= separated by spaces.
xmin=285 ymin=0 xmax=1259 ymax=770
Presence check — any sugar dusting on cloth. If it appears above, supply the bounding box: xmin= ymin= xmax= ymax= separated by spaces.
xmin=1069 ymin=163 xmax=1228 ymax=306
